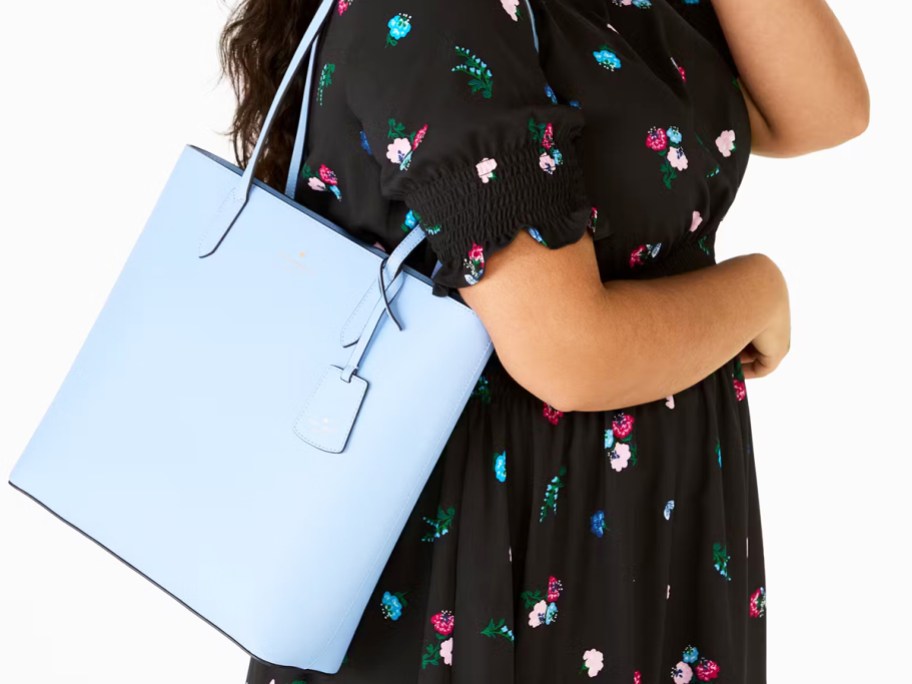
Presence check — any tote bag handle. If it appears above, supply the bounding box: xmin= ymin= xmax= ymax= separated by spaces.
xmin=197 ymin=0 xmax=343 ymax=258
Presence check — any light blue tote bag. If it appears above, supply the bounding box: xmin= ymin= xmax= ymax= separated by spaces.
xmin=4 ymin=0 xmax=526 ymax=672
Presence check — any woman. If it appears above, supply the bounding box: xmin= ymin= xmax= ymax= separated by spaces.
xmin=223 ymin=0 xmax=868 ymax=681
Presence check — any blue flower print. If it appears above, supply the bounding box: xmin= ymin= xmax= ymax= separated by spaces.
xmin=666 ymin=125 xmax=683 ymax=145
xmin=493 ymin=450 xmax=507 ymax=482
xmin=604 ymin=428 xmax=616 ymax=450
xmin=544 ymin=83 xmax=558 ymax=103
xmin=526 ymin=226 xmax=548 ymax=245
xmin=403 ymin=208 xmax=419 ymax=231
xmin=380 ymin=590 xmax=409 ymax=620
xmin=386 ymin=13 xmax=412 ymax=47
xmin=633 ymin=0 xmax=652 ymax=6
xmin=590 ymin=510 xmax=607 ymax=537
xmin=359 ymin=129 xmax=372 ymax=155
xmin=682 ymin=645 xmax=699 ymax=664
xmin=568 ymin=99 xmax=582 ymax=108
xmin=593 ymin=46 xmax=622 ymax=71
xmin=663 ymin=499 xmax=675 ymax=520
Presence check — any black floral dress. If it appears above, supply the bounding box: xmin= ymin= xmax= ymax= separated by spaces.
xmin=246 ymin=0 xmax=766 ymax=681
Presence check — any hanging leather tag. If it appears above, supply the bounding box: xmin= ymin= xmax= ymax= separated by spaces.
xmin=293 ymin=364 xmax=368 ymax=453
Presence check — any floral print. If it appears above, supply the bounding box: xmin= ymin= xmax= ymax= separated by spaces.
xmin=247 ymin=0 xmax=761 ymax=680
xmin=422 ymin=609 xmax=454 ymax=668
xmin=301 ymin=162 xmax=342 ymax=200
xmin=593 ymin=45 xmax=622 ymax=71
xmin=385 ymin=12 xmax=412 ymax=47
xmin=385 ymin=117 xmax=427 ymax=170
xmin=646 ymin=125 xmax=689 ymax=188
xmin=605 ymin=411 xmax=638 ymax=471
xmin=380 ymin=590 xmax=408 ymax=620
xmin=539 ymin=464 xmax=567 ymax=521
xmin=452 ymin=45 xmax=493 ymax=98
xmin=672 ymin=644 xmax=721 ymax=682
xmin=522 ymin=574 xmax=564 ymax=627
xmin=715 ymin=128 xmax=737 ymax=157
xmin=420 ymin=504 xmax=455 ymax=542
xmin=528 ymin=117 xmax=564 ymax=174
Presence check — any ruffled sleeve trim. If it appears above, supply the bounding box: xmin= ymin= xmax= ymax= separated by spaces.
xmin=403 ymin=122 xmax=598 ymax=298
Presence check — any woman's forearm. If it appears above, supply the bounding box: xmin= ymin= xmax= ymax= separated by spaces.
xmin=552 ymin=253 xmax=786 ymax=412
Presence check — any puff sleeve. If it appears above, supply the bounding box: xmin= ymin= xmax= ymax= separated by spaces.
xmin=340 ymin=0 xmax=596 ymax=297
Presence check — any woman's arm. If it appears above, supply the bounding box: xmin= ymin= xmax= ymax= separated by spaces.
xmin=711 ymin=0 xmax=870 ymax=157
xmin=457 ymin=231 xmax=787 ymax=413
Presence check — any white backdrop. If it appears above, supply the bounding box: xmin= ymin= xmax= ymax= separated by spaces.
xmin=0 ymin=1 xmax=906 ymax=682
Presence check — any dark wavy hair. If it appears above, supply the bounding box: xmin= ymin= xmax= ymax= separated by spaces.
xmin=217 ymin=0 xmax=321 ymax=188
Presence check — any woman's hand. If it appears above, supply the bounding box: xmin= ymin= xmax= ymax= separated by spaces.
xmin=739 ymin=261 xmax=791 ymax=379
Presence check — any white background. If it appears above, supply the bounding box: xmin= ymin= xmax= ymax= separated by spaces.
xmin=0 ymin=1 xmax=906 ymax=682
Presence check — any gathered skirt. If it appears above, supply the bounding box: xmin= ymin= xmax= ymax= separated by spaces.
xmin=245 ymin=342 xmax=767 ymax=683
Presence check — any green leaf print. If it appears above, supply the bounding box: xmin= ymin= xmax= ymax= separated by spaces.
xmin=452 ymin=45 xmax=493 ymax=98
xmin=481 ymin=617 xmax=515 ymax=641
xmin=387 ymin=117 xmax=407 ymax=139
xmin=422 ymin=641 xmax=441 ymax=668
xmin=421 ymin=505 xmax=456 ymax=542
xmin=660 ymin=155 xmax=677 ymax=189
xmin=317 ymin=63 xmax=335 ymax=106
xmin=519 ymin=588 xmax=545 ymax=609
xmin=712 ymin=541 xmax=732 ymax=581
xmin=539 ymin=464 xmax=567 ymax=521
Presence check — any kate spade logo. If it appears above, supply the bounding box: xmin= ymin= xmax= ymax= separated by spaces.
xmin=279 ymin=249 xmax=315 ymax=275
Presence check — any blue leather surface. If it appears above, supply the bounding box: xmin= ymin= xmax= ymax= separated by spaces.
xmin=6 ymin=0 xmax=496 ymax=669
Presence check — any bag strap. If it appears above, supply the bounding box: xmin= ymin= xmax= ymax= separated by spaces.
xmin=283 ymin=0 xmax=543 ymax=197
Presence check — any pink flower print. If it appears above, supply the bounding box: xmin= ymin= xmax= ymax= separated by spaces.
xmin=539 ymin=153 xmax=559 ymax=174
xmin=613 ymin=411 xmax=635 ymax=439
xmin=318 ymin=164 xmax=337 ymax=185
xmin=501 ymin=0 xmax=521 ymax=21
xmin=581 ymin=649 xmax=605 ymax=677
xmin=668 ymin=145 xmax=689 ymax=171
xmin=463 ymin=242 xmax=485 ymax=284
xmin=302 ymin=162 xmax=342 ymax=200
xmin=529 ymin=117 xmax=565 ymax=174
xmin=672 ymin=661 xmax=694 ymax=683
xmin=528 ymin=599 xmax=549 ymax=627
xmin=430 ymin=609 xmax=455 ymax=636
xmin=476 ymin=157 xmax=498 ymax=183
xmin=541 ymin=122 xmax=554 ymax=150
xmin=629 ymin=244 xmax=647 ymax=268
xmin=542 ymin=402 xmax=563 ymax=424
xmin=634 ymin=671 xmax=642 ymax=684
xmin=586 ymin=206 xmax=599 ymax=234
xmin=547 ymin=575 xmax=563 ymax=602
xmin=690 ymin=210 xmax=703 ymax=232
xmin=733 ymin=377 xmax=746 ymax=401
xmin=645 ymin=126 xmax=668 ymax=151
xmin=648 ymin=125 xmax=687 ymax=188
xmin=665 ymin=395 xmax=675 ymax=409
xmin=749 ymin=586 xmax=767 ymax=618
xmin=610 ymin=441 xmax=631 ymax=472
xmin=386 ymin=118 xmax=428 ymax=170
xmin=337 ymin=0 xmax=352 ymax=13
xmin=440 ymin=636 xmax=453 ymax=666
xmin=715 ymin=129 xmax=736 ymax=157
xmin=694 ymin=658 xmax=720 ymax=681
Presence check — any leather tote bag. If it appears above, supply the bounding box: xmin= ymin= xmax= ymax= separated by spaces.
xmin=6 ymin=0 xmax=509 ymax=672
